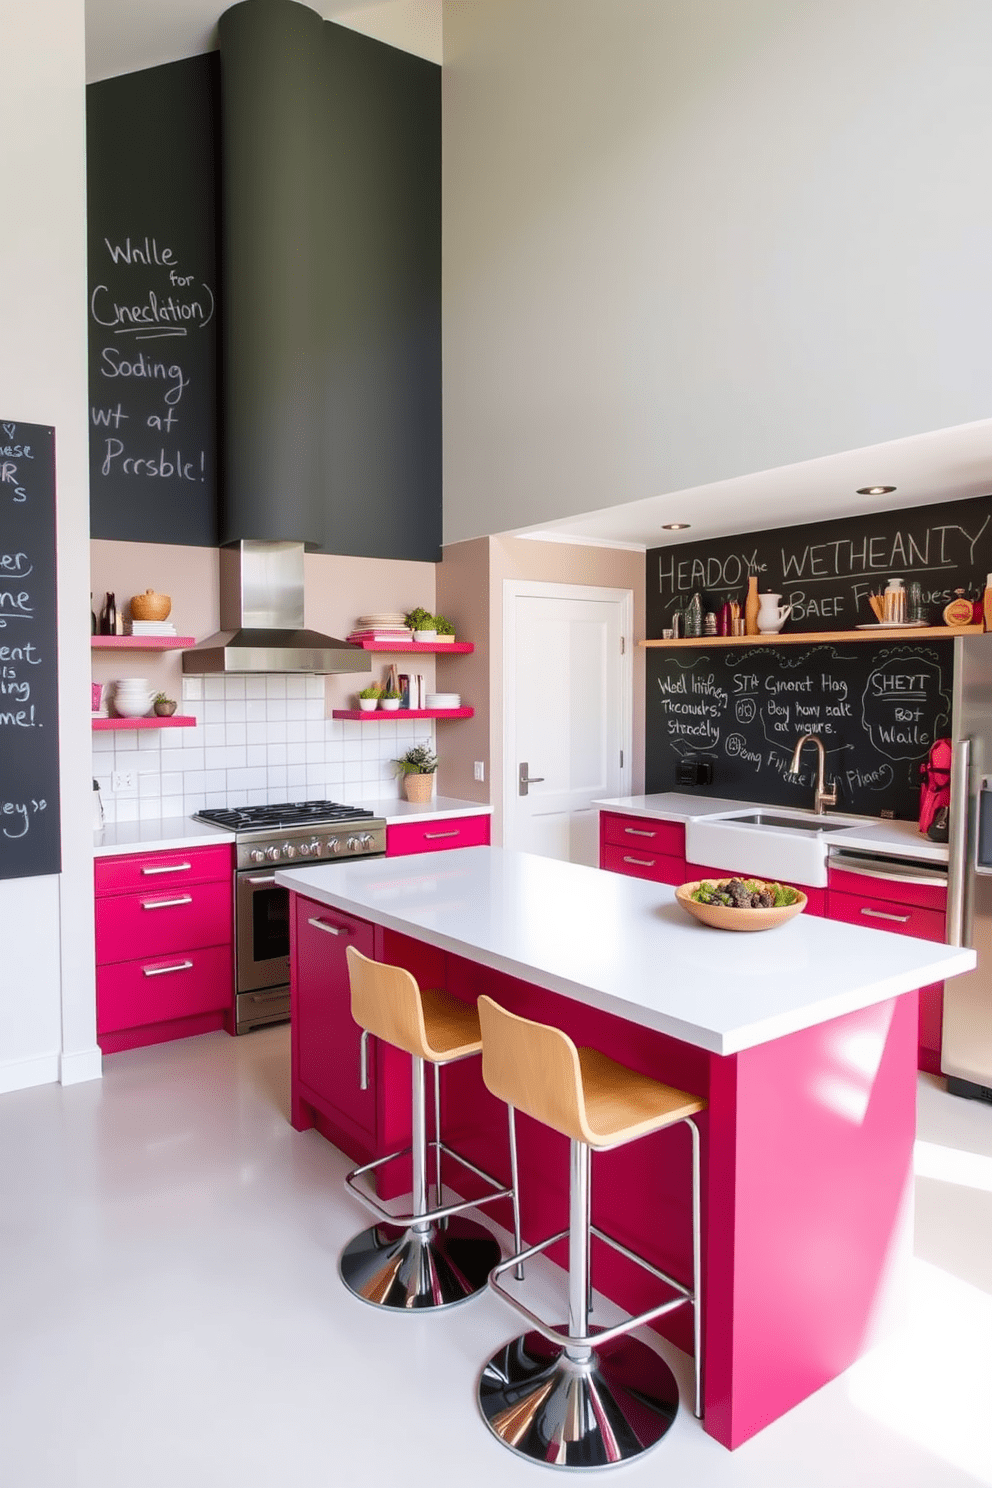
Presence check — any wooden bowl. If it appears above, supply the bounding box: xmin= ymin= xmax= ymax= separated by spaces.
xmin=675 ymin=879 xmax=807 ymax=933
xmin=130 ymin=589 xmax=172 ymax=621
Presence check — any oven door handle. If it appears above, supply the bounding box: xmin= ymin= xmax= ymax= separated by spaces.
xmin=307 ymin=917 xmax=352 ymax=937
xmin=244 ymin=874 xmax=283 ymax=884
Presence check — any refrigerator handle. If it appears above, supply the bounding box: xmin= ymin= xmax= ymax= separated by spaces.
xmin=946 ymin=737 xmax=971 ymax=947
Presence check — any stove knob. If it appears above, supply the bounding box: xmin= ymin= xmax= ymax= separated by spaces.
xmin=282 ymin=843 xmax=296 ymax=859
xmin=328 ymin=839 xmax=343 ymax=855
xmin=297 ymin=842 xmax=310 ymax=858
xmin=249 ymin=849 xmax=265 ymax=864
xmin=359 ymin=834 xmax=375 ymax=851
xmin=266 ymin=846 xmax=281 ymax=862
xmin=310 ymin=839 xmax=324 ymax=857
xmin=346 ymin=836 xmax=361 ymax=852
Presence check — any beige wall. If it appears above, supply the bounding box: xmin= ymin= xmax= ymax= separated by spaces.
xmin=438 ymin=535 xmax=645 ymax=843
xmin=442 ymin=0 xmax=992 ymax=545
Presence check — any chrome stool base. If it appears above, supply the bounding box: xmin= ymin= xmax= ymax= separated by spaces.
xmin=479 ymin=1327 xmax=679 ymax=1469
xmin=340 ymin=1217 xmax=502 ymax=1311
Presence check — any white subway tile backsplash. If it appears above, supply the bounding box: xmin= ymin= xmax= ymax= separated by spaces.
xmin=93 ymin=673 xmax=428 ymax=823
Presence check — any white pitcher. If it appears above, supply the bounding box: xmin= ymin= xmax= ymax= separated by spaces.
xmin=756 ymin=594 xmax=793 ymax=634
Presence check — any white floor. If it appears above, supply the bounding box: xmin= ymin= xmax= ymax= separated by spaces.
xmin=1 ymin=1029 xmax=990 ymax=1487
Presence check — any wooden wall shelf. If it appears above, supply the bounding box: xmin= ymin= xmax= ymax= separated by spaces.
xmin=641 ymin=626 xmax=982 ymax=649
xmin=91 ymin=636 xmax=195 ymax=650
xmin=92 ymin=716 xmax=196 ymax=731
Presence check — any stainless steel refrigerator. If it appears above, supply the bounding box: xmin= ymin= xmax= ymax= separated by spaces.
xmin=945 ymin=634 xmax=992 ymax=1101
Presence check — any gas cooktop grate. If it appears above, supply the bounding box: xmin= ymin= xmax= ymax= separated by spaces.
xmin=195 ymin=800 xmax=375 ymax=832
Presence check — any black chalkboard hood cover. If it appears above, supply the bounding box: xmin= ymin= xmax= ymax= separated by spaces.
xmin=181 ymin=540 xmax=372 ymax=676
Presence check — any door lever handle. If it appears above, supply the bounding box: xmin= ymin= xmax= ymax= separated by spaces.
xmin=518 ymin=762 xmax=546 ymax=796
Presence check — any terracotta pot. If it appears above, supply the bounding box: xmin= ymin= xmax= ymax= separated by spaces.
xmin=403 ymin=772 xmax=435 ymax=803
xmin=130 ymin=589 xmax=172 ymax=621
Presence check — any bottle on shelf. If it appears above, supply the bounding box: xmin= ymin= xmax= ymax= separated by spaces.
xmin=90 ymin=593 xmax=97 ymax=635
xmin=983 ymin=574 xmax=992 ymax=633
xmin=744 ymin=575 xmax=760 ymax=635
xmin=99 ymin=591 xmax=117 ymax=636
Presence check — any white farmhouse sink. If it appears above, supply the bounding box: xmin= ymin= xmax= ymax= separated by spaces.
xmin=686 ymin=808 xmax=866 ymax=889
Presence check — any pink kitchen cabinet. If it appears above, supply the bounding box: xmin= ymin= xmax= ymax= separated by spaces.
xmin=386 ymin=813 xmax=490 ymax=856
xmin=94 ymin=843 xmax=235 ymax=1053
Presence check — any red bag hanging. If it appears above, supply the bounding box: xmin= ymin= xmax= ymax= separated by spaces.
xmin=919 ymin=737 xmax=952 ymax=836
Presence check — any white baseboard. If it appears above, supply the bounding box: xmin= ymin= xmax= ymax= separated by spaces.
xmin=59 ymin=1046 xmax=103 ymax=1086
xmin=0 ymin=1052 xmax=60 ymax=1095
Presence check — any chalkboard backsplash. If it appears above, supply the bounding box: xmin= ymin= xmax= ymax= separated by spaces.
xmin=647 ymin=493 xmax=992 ymax=635
xmin=646 ymin=642 xmax=952 ymax=819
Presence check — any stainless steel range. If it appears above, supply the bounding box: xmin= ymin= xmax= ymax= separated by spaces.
xmin=195 ymin=801 xmax=386 ymax=1033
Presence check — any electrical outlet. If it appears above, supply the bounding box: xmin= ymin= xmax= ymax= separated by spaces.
xmin=111 ymin=770 xmax=136 ymax=793
xmin=473 ymin=761 xmax=485 ymax=782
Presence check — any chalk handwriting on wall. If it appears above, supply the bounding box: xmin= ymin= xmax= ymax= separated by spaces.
xmin=648 ymin=495 xmax=992 ymax=634
xmin=0 ymin=420 xmax=60 ymax=878
xmin=646 ymin=642 xmax=951 ymax=820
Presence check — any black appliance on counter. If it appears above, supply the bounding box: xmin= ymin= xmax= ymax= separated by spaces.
xmin=195 ymin=801 xmax=386 ymax=1033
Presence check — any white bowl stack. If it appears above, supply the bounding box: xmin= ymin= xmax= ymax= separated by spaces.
xmin=425 ymin=693 xmax=461 ymax=710
xmin=113 ymin=678 xmax=155 ymax=718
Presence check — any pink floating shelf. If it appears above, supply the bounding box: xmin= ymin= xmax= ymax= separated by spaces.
xmin=350 ymin=640 xmax=474 ymax=653
xmin=91 ymin=636 xmax=196 ymax=650
xmin=92 ymin=715 xmax=197 ymax=731
xmin=332 ymin=708 xmax=474 ymax=721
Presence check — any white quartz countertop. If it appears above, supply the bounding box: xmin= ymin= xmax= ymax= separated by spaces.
xmin=369 ymin=796 xmax=492 ymax=826
xmin=595 ymin=794 xmax=948 ymax=865
xmin=93 ymin=817 xmax=236 ymax=857
xmin=276 ymin=846 xmax=973 ymax=1055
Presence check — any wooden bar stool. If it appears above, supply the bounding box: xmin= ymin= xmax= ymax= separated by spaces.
xmin=339 ymin=948 xmax=522 ymax=1311
xmin=475 ymin=996 xmax=707 ymax=1470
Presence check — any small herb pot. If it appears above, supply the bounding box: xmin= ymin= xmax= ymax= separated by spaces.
xmin=380 ymin=698 xmax=401 ymax=711
xmin=153 ymin=700 xmax=177 ymax=717
xmin=358 ymin=698 xmax=379 ymax=712
xmin=403 ymin=772 xmax=434 ymax=802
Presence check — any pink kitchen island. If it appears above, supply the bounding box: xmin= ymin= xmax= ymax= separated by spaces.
xmin=277 ymin=847 xmax=974 ymax=1451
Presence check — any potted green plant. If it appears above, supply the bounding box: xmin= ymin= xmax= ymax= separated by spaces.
xmin=405 ymin=606 xmax=437 ymax=643
xmin=433 ymin=615 xmax=455 ymax=643
xmin=153 ymin=692 xmax=177 ymax=717
xmin=357 ymin=684 xmax=381 ymax=713
xmin=393 ymin=741 xmax=438 ymax=801
xmin=380 ymin=688 xmax=402 ymax=712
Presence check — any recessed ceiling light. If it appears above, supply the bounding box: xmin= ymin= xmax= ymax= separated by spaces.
xmin=661 ymin=522 xmax=691 ymax=530
xmin=856 ymin=485 xmax=896 ymax=496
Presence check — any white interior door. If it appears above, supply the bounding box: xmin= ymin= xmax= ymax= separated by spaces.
xmin=504 ymin=582 xmax=631 ymax=865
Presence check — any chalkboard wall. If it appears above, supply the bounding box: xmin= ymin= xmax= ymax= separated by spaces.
xmin=647 ymin=494 xmax=992 ymax=635
xmin=644 ymin=496 xmax=989 ymax=817
xmin=87 ymin=55 xmax=221 ymax=547
xmin=645 ymin=641 xmax=952 ymax=819
xmin=0 ymin=420 xmax=61 ymax=878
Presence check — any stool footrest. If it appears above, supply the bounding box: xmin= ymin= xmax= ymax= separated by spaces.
xmin=489 ymin=1222 xmax=693 ymax=1353
xmin=345 ymin=1142 xmax=512 ymax=1229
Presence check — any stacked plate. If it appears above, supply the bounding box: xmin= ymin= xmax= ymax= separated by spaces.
xmin=425 ymin=693 xmax=461 ymax=710
xmin=355 ymin=612 xmax=408 ymax=629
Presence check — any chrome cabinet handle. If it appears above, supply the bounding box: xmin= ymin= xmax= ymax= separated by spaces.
xmin=359 ymin=1029 xmax=372 ymax=1090
xmin=424 ymin=831 xmax=459 ymax=840
xmin=142 ymin=959 xmax=194 ymax=978
xmin=141 ymin=862 xmax=191 ymax=875
xmin=308 ymin=917 xmax=351 ymax=936
xmin=623 ymin=855 xmax=655 ymax=866
xmin=860 ymin=907 xmax=911 ymax=923
xmin=141 ymin=895 xmax=193 ymax=910
xmin=623 ymin=827 xmax=657 ymax=838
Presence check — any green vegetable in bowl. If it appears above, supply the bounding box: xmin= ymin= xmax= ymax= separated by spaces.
xmin=691 ymin=878 xmax=800 ymax=910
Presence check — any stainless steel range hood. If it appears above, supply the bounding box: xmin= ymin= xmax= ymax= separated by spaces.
xmin=182 ymin=541 xmax=372 ymax=676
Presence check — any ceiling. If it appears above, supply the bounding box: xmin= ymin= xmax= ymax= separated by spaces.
xmin=85 ymin=0 xmax=442 ymax=81
xmin=510 ymin=418 xmax=992 ymax=552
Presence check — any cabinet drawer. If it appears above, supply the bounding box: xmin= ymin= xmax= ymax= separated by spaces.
xmin=97 ymin=943 xmax=232 ymax=1035
xmin=827 ymin=889 xmax=947 ymax=943
xmin=602 ymin=843 xmax=686 ymax=885
xmin=95 ymin=843 xmax=233 ymax=897
xmin=827 ymin=864 xmax=947 ymax=914
xmin=387 ymin=814 xmax=490 ymax=857
xmin=95 ymin=877 xmax=232 ymax=965
xmin=601 ymin=814 xmax=685 ymax=857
